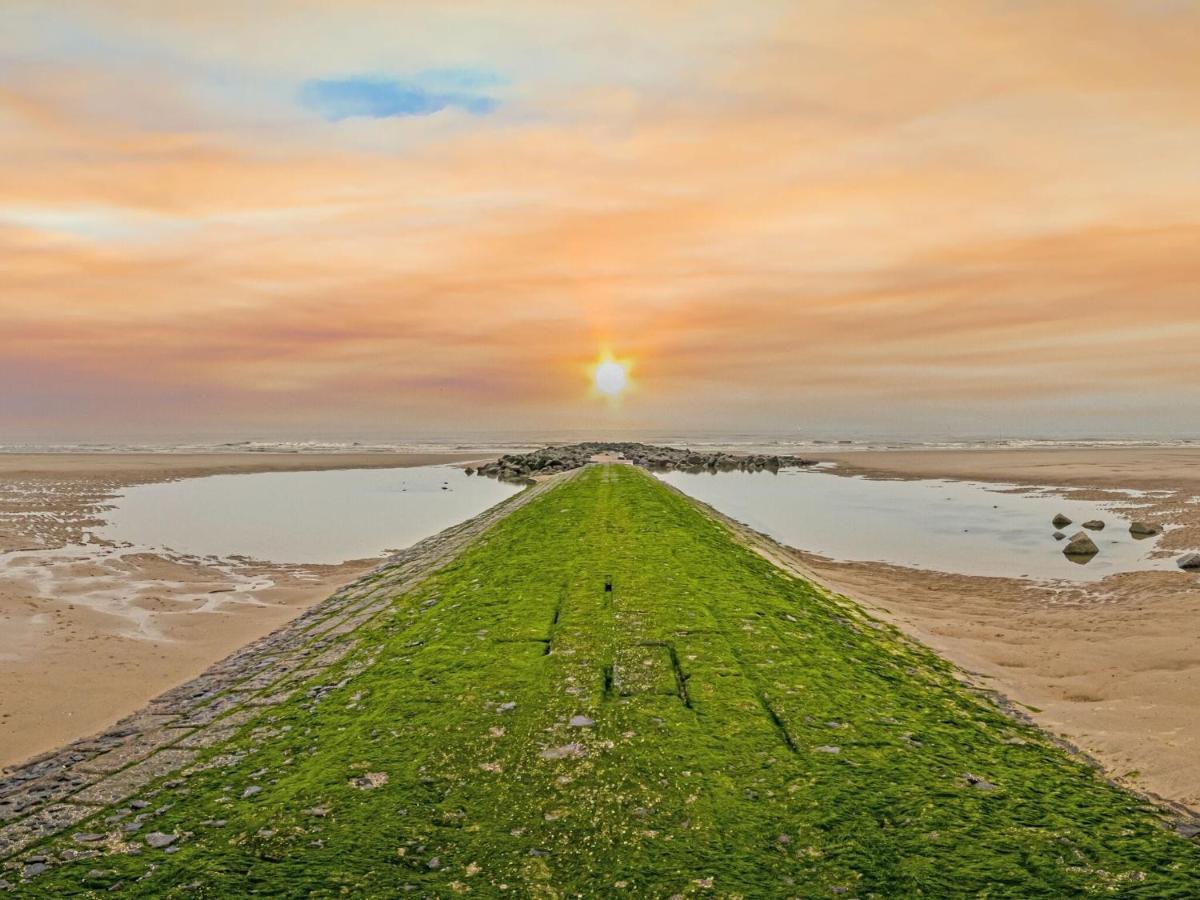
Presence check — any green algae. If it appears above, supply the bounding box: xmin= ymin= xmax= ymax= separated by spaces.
xmin=14 ymin=465 xmax=1200 ymax=897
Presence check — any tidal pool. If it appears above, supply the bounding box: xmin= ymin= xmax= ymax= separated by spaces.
xmin=658 ymin=468 xmax=1171 ymax=581
xmin=98 ymin=466 xmax=520 ymax=565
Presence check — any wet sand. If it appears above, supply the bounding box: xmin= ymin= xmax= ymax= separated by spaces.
xmin=800 ymin=448 xmax=1200 ymax=812
xmin=0 ymin=452 xmax=487 ymax=769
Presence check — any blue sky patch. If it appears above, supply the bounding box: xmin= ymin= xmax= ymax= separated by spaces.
xmin=300 ymin=71 xmax=500 ymax=121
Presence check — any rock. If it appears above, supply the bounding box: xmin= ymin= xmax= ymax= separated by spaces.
xmin=1052 ymin=513 xmax=1073 ymax=528
xmin=22 ymin=862 xmax=46 ymax=878
xmin=963 ymin=773 xmax=997 ymax=791
xmin=568 ymin=715 xmax=594 ymax=727
xmin=302 ymin=807 xmax=330 ymax=817
xmin=241 ymin=786 xmax=262 ymax=799
xmin=1130 ymin=521 xmax=1163 ymax=537
xmin=1052 ymin=531 xmax=1066 ymax=541
xmin=426 ymin=857 xmax=441 ymax=870
xmin=497 ymin=701 xmax=517 ymax=713
xmin=814 ymin=745 xmax=840 ymax=754
xmin=72 ymin=832 xmax=105 ymax=843
xmin=349 ymin=772 xmax=388 ymax=790
xmin=1177 ymin=553 xmax=1200 ymax=571
xmin=1176 ymin=822 xmax=1200 ymax=839
xmin=145 ymin=832 xmax=177 ymax=849
xmin=1082 ymin=520 xmax=1105 ymax=531
xmin=1062 ymin=532 xmax=1100 ymax=557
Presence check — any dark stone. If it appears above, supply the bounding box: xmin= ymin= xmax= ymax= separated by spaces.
xmin=1177 ymin=553 xmax=1200 ymax=571
xmin=1052 ymin=514 xmax=1073 ymax=528
xmin=1082 ymin=520 xmax=1105 ymax=531
xmin=1063 ymin=532 xmax=1100 ymax=557
xmin=145 ymin=832 xmax=177 ymax=849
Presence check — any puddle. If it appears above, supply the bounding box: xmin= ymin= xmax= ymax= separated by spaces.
xmin=658 ymin=469 xmax=1173 ymax=581
xmin=97 ymin=465 xmax=521 ymax=565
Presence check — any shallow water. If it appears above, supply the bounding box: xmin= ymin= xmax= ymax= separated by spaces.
xmin=98 ymin=466 xmax=521 ymax=564
xmin=659 ymin=469 xmax=1171 ymax=581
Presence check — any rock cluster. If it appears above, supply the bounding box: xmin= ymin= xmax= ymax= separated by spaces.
xmin=471 ymin=443 xmax=816 ymax=483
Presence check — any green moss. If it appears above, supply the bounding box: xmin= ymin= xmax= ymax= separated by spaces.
xmin=16 ymin=466 xmax=1200 ymax=897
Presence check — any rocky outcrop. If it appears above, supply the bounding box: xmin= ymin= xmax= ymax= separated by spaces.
xmin=471 ymin=443 xmax=816 ymax=483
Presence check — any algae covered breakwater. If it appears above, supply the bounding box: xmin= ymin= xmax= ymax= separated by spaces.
xmin=3 ymin=465 xmax=1199 ymax=896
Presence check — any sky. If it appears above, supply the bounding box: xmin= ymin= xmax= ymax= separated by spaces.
xmin=2 ymin=0 xmax=1198 ymax=442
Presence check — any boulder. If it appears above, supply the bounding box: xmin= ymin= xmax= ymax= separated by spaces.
xmin=1178 ymin=553 xmax=1200 ymax=571
xmin=1052 ymin=514 xmax=1073 ymax=528
xmin=1063 ymin=532 xmax=1100 ymax=557
xmin=1129 ymin=521 xmax=1163 ymax=538
xmin=1082 ymin=520 xmax=1105 ymax=531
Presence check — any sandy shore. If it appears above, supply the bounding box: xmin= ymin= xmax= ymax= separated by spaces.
xmin=795 ymin=448 xmax=1200 ymax=813
xmin=0 ymin=452 xmax=487 ymax=769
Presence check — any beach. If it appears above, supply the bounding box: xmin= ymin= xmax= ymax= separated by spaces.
xmin=798 ymin=448 xmax=1200 ymax=812
xmin=0 ymin=452 xmax=486 ymax=769
xmin=3 ymin=447 xmax=1200 ymax=818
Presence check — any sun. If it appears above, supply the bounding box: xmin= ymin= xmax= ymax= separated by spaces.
xmin=589 ymin=352 xmax=632 ymax=401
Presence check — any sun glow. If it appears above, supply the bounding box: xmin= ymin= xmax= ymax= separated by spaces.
xmin=589 ymin=352 xmax=632 ymax=401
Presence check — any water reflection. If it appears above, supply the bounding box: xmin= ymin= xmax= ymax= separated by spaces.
xmin=659 ymin=469 xmax=1169 ymax=581
xmin=99 ymin=466 xmax=520 ymax=565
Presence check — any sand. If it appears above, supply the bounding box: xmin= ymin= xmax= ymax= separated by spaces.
xmin=787 ymin=448 xmax=1200 ymax=813
xmin=0 ymin=452 xmax=487 ymax=769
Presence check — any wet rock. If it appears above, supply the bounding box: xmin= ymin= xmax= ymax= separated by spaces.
xmin=1177 ymin=553 xmax=1200 ymax=571
xmin=474 ymin=442 xmax=816 ymax=483
xmin=1052 ymin=531 xmax=1066 ymax=541
xmin=1082 ymin=520 xmax=1105 ymax=531
xmin=1052 ymin=514 xmax=1073 ymax=528
xmin=145 ymin=831 xmax=177 ymax=849
xmin=1063 ymin=532 xmax=1100 ymax=557
xmin=1130 ymin=521 xmax=1163 ymax=537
